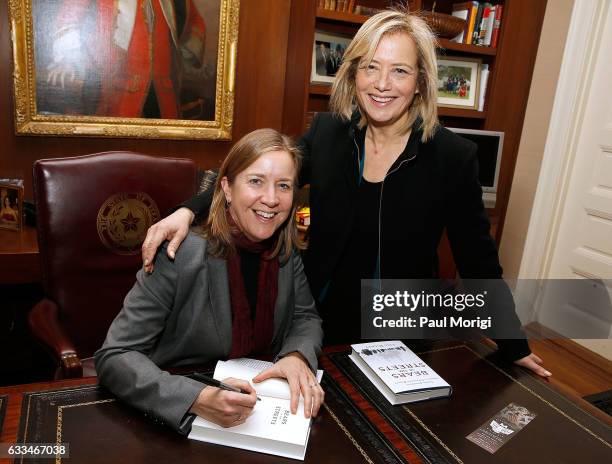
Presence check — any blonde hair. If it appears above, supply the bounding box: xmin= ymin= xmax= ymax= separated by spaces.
xmin=330 ymin=8 xmax=439 ymax=141
xmin=203 ymin=129 xmax=303 ymax=262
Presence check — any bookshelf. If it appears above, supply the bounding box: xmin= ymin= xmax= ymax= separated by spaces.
xmin=281 ymin=0 xmax=547 ymax=254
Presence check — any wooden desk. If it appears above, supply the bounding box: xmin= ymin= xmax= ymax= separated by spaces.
xmin=0 ymin=370 xmax=405 ymax=464
xmin=0 ymin=226 xmax=40 ymax=285
xmin=323 ymin=343 xmax=612 ymax=464
xmin=1 ymin=344 xmax=610 ymax=464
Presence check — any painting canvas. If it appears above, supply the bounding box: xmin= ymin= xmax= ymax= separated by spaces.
xmin=437 ymin=56 xmax=481 ymax=110
xmin=0 ymin=181 xmax=24 ymax=231
xmin=9 ymin=0 xmax=240 ymax=139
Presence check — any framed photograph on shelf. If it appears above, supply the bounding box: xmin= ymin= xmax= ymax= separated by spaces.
xmin=310 ymin=31 xmax=352 ymax=85
xmin=436 ymin=56 xmax=481 ymax=110
xmin=0 ymin=180 xmax=24 ymax=232
xmin=8 ymin=0 xmax=240 ymax=140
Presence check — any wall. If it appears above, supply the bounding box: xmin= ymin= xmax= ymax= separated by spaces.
xmin=0 ymin=0 xmax=293 ymax=200
xmin=499 ymin=0 xmax=575 ymax=279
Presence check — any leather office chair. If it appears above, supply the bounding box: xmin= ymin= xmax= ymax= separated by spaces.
xmin=29 ymin=152 xmax=197 ymax=379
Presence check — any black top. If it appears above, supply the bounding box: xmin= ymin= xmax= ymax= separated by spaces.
xmin=352 ymin=177 xmax=383 ymax=280
xmin=239 ymin=249 xmax=260 ymax=320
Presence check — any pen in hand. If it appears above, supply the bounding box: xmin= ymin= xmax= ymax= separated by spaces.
xmin=191 ymin=372 xmax=261 ymax=401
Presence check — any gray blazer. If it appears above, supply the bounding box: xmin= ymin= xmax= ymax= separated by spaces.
xmin=94 ymin=232 xmax=323 ymax=434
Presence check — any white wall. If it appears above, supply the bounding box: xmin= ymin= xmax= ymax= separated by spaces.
xmin=499 ymin=0 xmax=575 ymax=279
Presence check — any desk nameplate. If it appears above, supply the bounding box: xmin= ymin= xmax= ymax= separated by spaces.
xmin=329 ymin=344 xmax=612 ymax=464
xmin=15 ymin=376 xmax=406 ymax=464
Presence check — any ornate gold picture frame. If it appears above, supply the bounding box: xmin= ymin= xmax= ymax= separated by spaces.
xmin=9 ymin=0 xmax=239 ymax=140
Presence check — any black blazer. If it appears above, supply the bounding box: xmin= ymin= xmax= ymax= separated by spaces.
xmin=184 ymin=112 xmax=530 ymax=360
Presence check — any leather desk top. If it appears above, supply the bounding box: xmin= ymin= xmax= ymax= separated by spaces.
xmin=1 ymin=343 xmax=610 ymax=464
xmin=325 ymin=343 xmax=612 ymax=464
xmin=1 ymin=373 xmax=403 ymax=464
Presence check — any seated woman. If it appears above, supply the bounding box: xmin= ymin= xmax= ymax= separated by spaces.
xmin=95 ymin=129 xmax=324 ymax=435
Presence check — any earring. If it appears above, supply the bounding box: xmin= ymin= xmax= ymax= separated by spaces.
xmin=225 ymin=198 xmax=231 ymax=208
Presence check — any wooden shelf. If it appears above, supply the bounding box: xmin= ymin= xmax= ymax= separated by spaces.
xmin=438 ymin=107 xmax=487 ymax=119
xmin=0 ymin=225 xmax=40 ymax=284
xmin=437 ymin=38 xmax=498 ymax=56
xmin=316 ymin=8 xmax=370 ymax=24
xmin=309 ymin=84 xmax=332 ymax=95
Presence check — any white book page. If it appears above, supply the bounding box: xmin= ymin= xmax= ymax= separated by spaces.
xmin=351 ymin=341 xmax=449 ymax=394
xmin=213 ymin=358 xmax=324 ymax=401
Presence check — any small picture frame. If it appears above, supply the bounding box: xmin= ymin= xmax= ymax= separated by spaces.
xmin=310 ymin=31 xmax=352 ymax=85
xmin=437 ymin=56 xmax=481 ymax=110
xmin=0 ymin=180 xmax=24 ymax=231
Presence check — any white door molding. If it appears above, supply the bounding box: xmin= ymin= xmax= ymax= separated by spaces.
xmin=518 ymin=0 xmax=611 ymax=279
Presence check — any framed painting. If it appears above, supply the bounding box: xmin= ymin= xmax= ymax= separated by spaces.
xmin=436 ymin=56 xmax=481 ymax=110
xmin=0 ymin=180 xmax=24 ymax=231
xmin=310 ymin=30 xmax=351 ymax=85
xmin=9 ymin=0 xmax=240 ymax=140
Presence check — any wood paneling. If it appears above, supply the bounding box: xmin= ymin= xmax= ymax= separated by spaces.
xmin=484 ymin=0 xmax=548 ymax=241
xmin=0 ymin=1 xmax=293 ymax=200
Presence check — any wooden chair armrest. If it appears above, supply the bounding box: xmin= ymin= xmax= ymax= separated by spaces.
xmin=28 ymin=299 xmax=83 ymax=378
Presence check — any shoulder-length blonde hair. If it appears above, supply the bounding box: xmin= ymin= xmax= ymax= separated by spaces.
xmin=203 ymin=128 xmax=303 ymax=261
xmin=330 ymin=8 xmax=439 ymax=141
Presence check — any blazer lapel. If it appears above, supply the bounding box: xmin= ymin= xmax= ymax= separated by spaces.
xmin=271 ymin=256 xmax=293 ymax=348
xmin=207 ymin=255 xmax=233 ymax=357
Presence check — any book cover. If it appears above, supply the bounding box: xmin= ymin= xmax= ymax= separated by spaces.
xmin=478 ymin=63 xmax=489 ymax=111
xmin=490 ymin=4 xmax=503 ymax=48
xmin=188 ymin=358 xmax=323 ymax=460
xmin=471 ymin=3 xmax=485 ymax=45
xmin=349 ymin=341 xmax=451 ymax=405
xmin=483 ymin=4 xmax=496 ymax=45
xmin=477 ymin=4 xmax=493 ymax=45
xmin=465 ymin=2 xmax=480 ymax=45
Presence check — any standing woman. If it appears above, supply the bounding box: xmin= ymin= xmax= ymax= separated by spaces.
xmin=142 ymin=9 xmax=550 ymax=378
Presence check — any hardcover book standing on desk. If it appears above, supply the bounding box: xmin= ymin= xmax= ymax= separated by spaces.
xmin=349 ymin=341 xmax=452 ymax=405
xmin=188 ymin=358 xmax=323 ymax=460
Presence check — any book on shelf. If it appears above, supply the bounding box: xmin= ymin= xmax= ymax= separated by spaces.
xmin=464 ymin=1 xmax=479 ymax=45
xmin=452 ymin=2 xmax=502 ymax=46
xmin=477 ymin=4 xmax=493 ymax=45
xmin=451 ymin=4 xmax=470 ymax=43
xmin=490 ymin=4 xmax=503 ymax=47
xmin=188 ymin=358 xmax=324 ymax=461
xmin=471 ymin=3 xmax=485 ymax=44
xmin=485 ymin=4 xmax=497 ymax=45
xmin=349 ymin=340 xmax=452 ymax=405
xmin=354 ymin=5 xmax=383 ymax=16
xmin=478 ymin=63 xmax=489 ymax=111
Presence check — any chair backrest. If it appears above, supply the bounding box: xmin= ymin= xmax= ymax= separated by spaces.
xmin=33 ymin=151 xmax=197 ymax=357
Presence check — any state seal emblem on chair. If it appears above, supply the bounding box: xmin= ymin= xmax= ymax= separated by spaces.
xmin=97 ymin=192 xmax=160 ymax=255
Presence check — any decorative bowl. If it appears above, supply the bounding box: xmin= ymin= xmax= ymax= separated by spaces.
xmin=421 ymin=11 xmax=466 ymax=39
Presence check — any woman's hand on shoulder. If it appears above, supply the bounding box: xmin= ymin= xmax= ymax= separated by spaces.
xmin=514 ymin=353 xmax=552 ymax=378
xmin=252 ymin=352 xmax=324 ymax=418
xmin=141 ymin=207 xmax=195 ymax=273
xmin=189 ymin=377 xmax=257 ymax=428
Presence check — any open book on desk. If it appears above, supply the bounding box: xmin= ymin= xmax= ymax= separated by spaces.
xmin=188 ymin=358 xmax=323 ymax=461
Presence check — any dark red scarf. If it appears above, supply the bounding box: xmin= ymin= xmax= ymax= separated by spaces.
xmin=226 ymin=212 xmax=279 ymax=358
